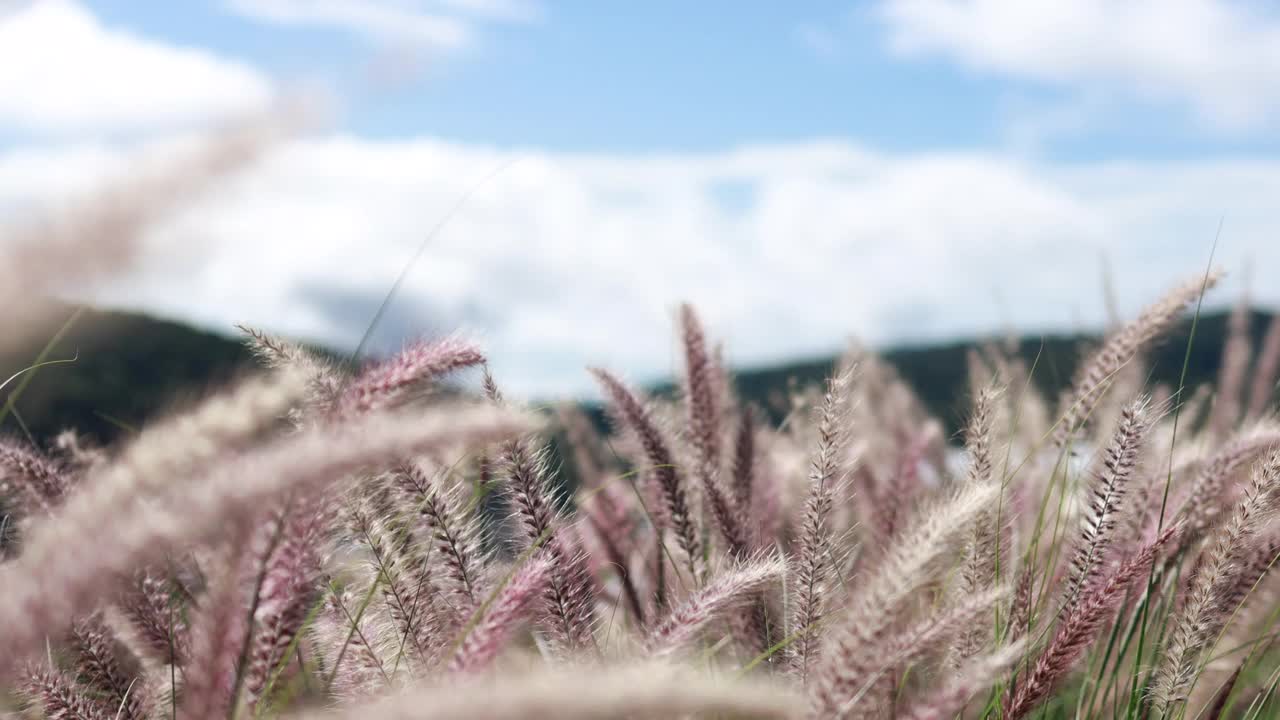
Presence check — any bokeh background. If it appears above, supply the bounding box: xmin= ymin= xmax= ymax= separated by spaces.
xmin=1 ymin=0 xmax=1277 ymax=409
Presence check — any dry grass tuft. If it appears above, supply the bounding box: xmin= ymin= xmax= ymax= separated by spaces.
xmin=6 ymin=144 xmax=1280 ymax=719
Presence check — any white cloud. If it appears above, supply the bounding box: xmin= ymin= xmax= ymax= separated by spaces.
xmin=881 ymin=0 xmax=1280 ymax=130
xmin=0 ymin=0 xmax=273 ymax=135
xmin=0 ymin=134 xmax=1270 ymax=398
xmin=222 ymin=0 xmax=536 ymax=50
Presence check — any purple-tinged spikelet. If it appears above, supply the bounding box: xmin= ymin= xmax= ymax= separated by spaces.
xmin=871 ymin=430 xmax=933 ymax=550
xmin=1060 ymin=397 xmax=1150 ymax=612
xmin=349 ymin=499 xmax=435 ymax=662
xmin=947 ymin=385 xmax=1003 ymax=670
xmin=1181 ymin=425 xmax=1280 ymax=539
xmin=341 ymin=336 xmax=485 ymax=416
xmin=179 ymin=536 xmax=254 ymax=720
xmin=488 ymin=373 xmax=597 ymax=656
xmin=0 ymin=404 xmax=530 ymax=675
xmin=1006 ymin=562 xmax=1035 ymax=644
xmin=314 ymin=582 xmax=393 ymax=700
xmin=0 ymin=439 xmax=69 ymax=515
xmin=1219 ymin=533 xmax=1280 ymax=617
xmin=501 ymin=442 xmax=560 ymax=552
xmin=790 ymin=369 xmax=852 ymax=683
xmin=501 ymin=446 xmax=597 ymax=655
xmin=244 ymin=499 xmax=329 ymax=709
xmin=23 ymin=665 xmax=112 ymax=720
xmin=238 ymin=324 xmax=344 ymax=411
xmin=646 ymin=556 xmax=783 ymax=657
xmin=810 ymin=480 xmax=998 ymax=718
xmin=591 ymin=367 xmax=704 ymax=583
xmin=449 ymin=557 xmax=552 ymax=674
xmin=1005 ymin=525 xmax=1177 ymax=719
xmin=536 ymin=537 xmax=599 ymax=658
xmin=1055 ymin=270 xmax=1221 ymax=447
xmin=396 ymin=463 xmax=488 ymax=612
xmin=1153 ymin=449 xmax=1280 ymax=714
xmin=833 ymin=588 xmax=1007 ymax=718
xmin=580 ymin=480 xmax=645 ymax=627
xmin=679 ymin=303 xmax=723 ymax=475
xmin=69 ymin=614 xmax=148 ymax=720
xmin=731 ymin=407 xmax=757 ymax=513
xmin=679 ymin=305 xmax=748 ymax=558
xmin=118 ymin=569 xmax=189 ymax=666
xmin=706 ymin=475 xmax=750 ymax=559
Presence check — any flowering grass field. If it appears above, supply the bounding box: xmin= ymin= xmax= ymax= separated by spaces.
xmin=4 ymin=123 xmax=1280 ymax=720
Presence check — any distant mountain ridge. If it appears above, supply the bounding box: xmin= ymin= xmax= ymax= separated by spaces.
xmin=1 ymin=303 xmax=1271 ymax=445
xmin=685 ymin=308 xmax=1277 ymax=438
xmin=1 ymin=303 xmax=256 ymax=444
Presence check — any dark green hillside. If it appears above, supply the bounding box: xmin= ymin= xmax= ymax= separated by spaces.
xmin=1 ymin=303 xmax=255 ymax=445
xmin=1 ymin=302 xmax=1270 ymax=449
xmin=658 ymin=309 xmax=1278 ymax=440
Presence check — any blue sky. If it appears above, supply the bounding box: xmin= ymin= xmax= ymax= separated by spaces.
xmin=55 ymin=0 xmax=1280 ymax=159
xmin=3 ymin=0 xmax=1280 ymax=395
xmin=69 ymin=0 xmax=1280 ymax=160
xmin=82 ymin=1 xmax=1005 ymax=151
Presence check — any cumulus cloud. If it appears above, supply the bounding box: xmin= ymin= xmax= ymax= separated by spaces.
xmin=222 ymin=0 xmax=537 ymax=50
xmin=0 ymin=134 xmax=1268 ymax=398
xmin=4 ymin=0 xmax=1266 ymax=402
xmin=880 ymin=0 xmax=1280 ymax=130
xmin=0 ymin=0 xmax=273 ymax=135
